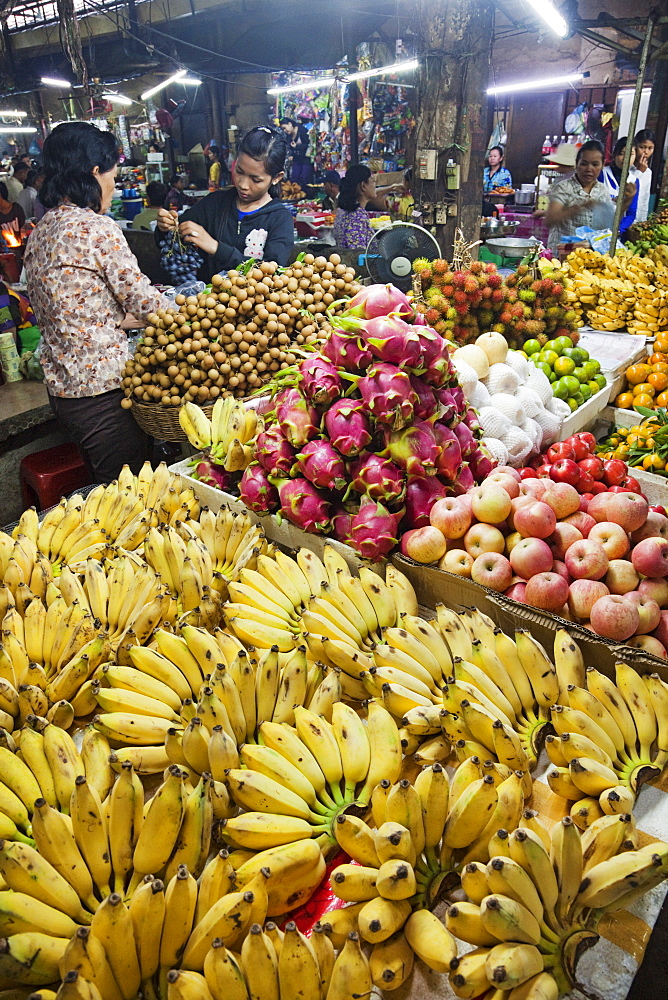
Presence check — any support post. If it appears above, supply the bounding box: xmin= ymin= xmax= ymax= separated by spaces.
xmin=348 ymin=82 xmax=359 ymax=166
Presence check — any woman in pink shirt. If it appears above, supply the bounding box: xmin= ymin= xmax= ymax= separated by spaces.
xmin=24 ymin=122 xmax=167 ymax=483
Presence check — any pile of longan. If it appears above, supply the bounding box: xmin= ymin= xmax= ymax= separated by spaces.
xmin=121 ymin=254 xmax=359 ymax=407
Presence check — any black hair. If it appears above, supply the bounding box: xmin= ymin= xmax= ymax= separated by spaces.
xmin=237 ymin=125 xmax=288 ymax=198
xmin=146 ymin=180 xmax=168 ymax=206
xmin=634 ymin=129 xmax=655 ymax=145
xmin=25 ymin=169 xmax=38 ymax=188
xmin=13 ymin=163 xmax=29 ymax=176
xmin=576 ymin=139 xmax=605 ymax=164
xmin=0 ymin=182 xmax=7 ymax=200
xmin=324 ymin=170 xmax=340 ymax=185
xmin=40 ymin=122 xmax=118 ymax=212
xmin=338 ymin=164 xmax=372 ymax=212
xmin=613 ymin=136 xmax=628 ymax=158
xmin=208 ymin=145 xmax=220 ymax=159
xmin=170 ymin=174 xmax=185 ymax=187
xmin=488 ymin=145 xmax=505 ymax=161
xmin=279 ymin=117 xmax=296 ymax=127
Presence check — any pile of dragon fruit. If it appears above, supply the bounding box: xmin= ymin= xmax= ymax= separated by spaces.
xmin=239 ymin=283 xmax=495 ymax=561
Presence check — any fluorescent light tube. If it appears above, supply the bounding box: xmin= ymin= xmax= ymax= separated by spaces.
xmin=0 ymin=126 xmax=37 ymax=133
xmin=102 ymin=93 xmax=133 ymax=105
xmin=141 ymin=70 xmax=187 ymax=101
xmin=0 ymin=111 xmax=27 ymax=118
xmin=41 ymin=77 xmax=71 ymax=88
xmin=347 ymin=59 xmax=418 ymax=82
xmin=181 ymin=77 xmax=202 ymax=86
xmin=525 ymin=0 xmax=569 ymax=37
xmin=488 ymin=72 xmax=583 ymax=95
xmin=267 ymin=76 xmax=335 ymax=95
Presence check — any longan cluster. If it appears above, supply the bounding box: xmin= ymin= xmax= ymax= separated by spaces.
xmin=121 ymin=254 xmax=359 ymax=407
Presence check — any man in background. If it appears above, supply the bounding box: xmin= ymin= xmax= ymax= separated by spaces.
xmin=321 ymin=170 xmax=340 ymax=210
xmin=5 ymin=162 xmax=28 ymax=202
xmin=133 ymin=181 xmax=168 ymax=231
xmin=165 ymin=174 xmax=192 ymax=212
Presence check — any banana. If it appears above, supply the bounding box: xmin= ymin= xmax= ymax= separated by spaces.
xmin=480 ymin=893 xmax=542 ymax=945
xmin=558 ymin=732 xmax=614 ymax=771
xmin=165 ymin=774 xmax=213 ymax=880
xmin=159 ymin=865 xmax=198 ymax=984
xmin=15 ymin=727 xmax=57 ymax=808
xmin=436 ymin=604 xmax=472 ymax=661
xmin=404 ymin=909 xmax=457 ymax=973
xmin=258 ymin=722 xmax=330 ymax=806
xmin=223 ymin=812 xmax=318 ymax=850
xmin=70 ymin=776 xmax=111 ymax=899
xmin=514 ymin=631 xmax=559 ymax=708
xmin=585 ymin=667 xmax=637 ymax=754
xmin=0 ymin=840 xmax=90 ymax=924
xmin=0 ymin=888 xmax=79 ymax=938
xmin=443 ymin=775 xmax=498 ymax=850
xmin=325 ymin=931 xmax=372 ymax=1000
xmin=0 ymin=745 xmax=42 ymax=812
xmin=445 ymin=900 xmax=499 ymax=946
xmin=357 ymin=896 xmax=411 ymax=945
xmin=369 ymin=928 xmax=414 ymax=991
xmin=180 ymin=889 xmax=255 ymax=971
xmin=485 ymin=942 xmax=544 ymax=991
xmin=576 ymin=842 xmax=668 ymax=910
xmin=334 ymin=814 xmax=380 ymax=867
xmin=294 ymin=707 xmax=343 ymax=797
xmin=508 ymin=828 xmax=558 ymax=928
xmin=358 ymin=568 xmax=396 ymax=629
xmin=277 ymin=921 xmax=320 ymax=1000
xmin=553 ymin=629 xmax=585 ymax=701
xmin=385 ymin=778 xmax=425 ymax=857
xmin=415 ymin=762 xmax=449 ymax=855
xmin=448 ymin=947 xmax=490 ymax=999
xmin=226 ymin=768 xmax=315 ymax=820
xmin=493 ymin=629 xmax=536 ymax=718
xmin=89 ymin=893 xmax=141 ymax=1000
xmin=566 ymin=685 xmax=626 ymax=758
xmin=486 ymin=855 xmax=544 ymax=923
xmin=130 ymin=766 xmax=187 ymax=889
xmin=203 ymin=939 xmax=248 ymax=1000
xmin=550 ymin=815 xmax=582 ymax=925
xmin=551 ymin=705 xmax=617 ymax=765
xmin=581 ymin=813 xmax=635 ymax=872
xmin=600 ymin=784 xmax=636 ymax=815
xmin=311 ymin=921 xmax=335 ymax=998
xmin=569 ymin=757 xmax=620 ymax=797
xmin=505 ymin=971 xmax=559 ymax=999
xmin=0 ymin=930 xmax=68 ymax=986
xmin=374 ymin=858 xmax=416 ymax=900
xmin=615 ymin=662 xmax=657 ymax=760
xmin=331 ymin=863 xmax=379 ymax=902
xmin=129 ymin=875 xmax=165 ymax=989
xmin=461 ymin=861 xmax=490 ymax=905
xmin=31 ymin=798 xmax=97 ymax=911
xmin=93 ymin=712 xmax=173 ymax=746
xmin=59 ymin=926 xmax=124 ymax=1000
xmin=331 ymin=701 xmax=370 ymax=798
xmin=459 ymin=772 xmax=524 ymax=868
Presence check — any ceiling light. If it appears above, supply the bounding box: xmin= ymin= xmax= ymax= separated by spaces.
xmin=102 ymin=93 xmax=133 ymax=105
xmin=347 ymin=59 xmax=418 ymax=82
xmin=267 ymin=76 xmax=336 ymax=95
xmin=41 ymin=76 xmax=71 ymax=88
xmin=141 ymin=69 xmax=187 ymax=101
xmin=488 ymin=72 xmax=584 ymax=95
xmin=0 ymin=126 xmax=37 ymax=133
xmin=0 ymin=111 xmax=27 ymax=118
xmin=181 ymin=77 xmax=202 ymax=86
xmin=525 ymin=0 xmax=569 ymax=37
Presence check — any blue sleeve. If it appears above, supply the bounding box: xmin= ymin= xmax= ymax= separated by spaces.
xmin=620 ymin=182 xmax=639 ymax=234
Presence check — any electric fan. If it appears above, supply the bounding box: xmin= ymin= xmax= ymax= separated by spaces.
xmin=365 ymin=222 xmax=441 ymax=291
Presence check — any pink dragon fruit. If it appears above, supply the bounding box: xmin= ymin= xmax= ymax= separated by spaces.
xmin=412 ymin=312 xmax=428 ymax=326
xmin=322 ymin=330 xmax=372 ymax=371
xmin=299 ymin=355 xmax=342 ymax=406
xmin=192 ymin=459 xmax=236 ymax=491
xmin=346 ymin=495 xmax=404 ymax=560
xmin=435 ymin=388 xmax=457 ymax=424
xmin=383 ymin=421 xmax=442 ymax=478
xmin=239 ymin=464 xmax=280 ymax=513
xmin=343 ymin=283 xmax=413 ymax=320
xmin=422 ymin=355 xmax=452 ymax=388
xmin=276 ymin=387 xmax=320 ymax=448
xmin=451 ymin=463 xmax=474 ymax=494
xmin=404 ymin=476 xmax=450 ymax=528
xmin=324 ymin=399 xmax=372 ymax=457
xmin=413 ymin=326 xmax=447 ymax=369
xmin=273 ymin=477 xmax=331 ymax=533
xmin=433 ymin=423 xmax=463 ymax=482
xmin=468 ymin=445 xmax=497 ymax=482
xmin=454 ymin=421 xmax=477 ymax=459
xmin=331 ymin=507 xmax=353 ymax=543
xmin=450 ymin=385 xmax=467 ymax=414
xmin=409 ymin=375 xmax=439 ymax=420
xmin=363 ymin=315 xmax=424 ymax=368
xmin=256 ymin=424 xmax=296 ymax=476
xmin=296 ymin=439 xmax=347 ymax=491
xmin=464 ymin=408 xmax=481 ymax=434
xmin=348 ymin=453 xmax=406 ymax=504
xmin=357 ymin=363 xmax=418 ymax=429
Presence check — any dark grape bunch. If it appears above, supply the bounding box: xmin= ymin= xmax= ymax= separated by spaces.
xmin=160 ymin=230 xmax=204 ymax=284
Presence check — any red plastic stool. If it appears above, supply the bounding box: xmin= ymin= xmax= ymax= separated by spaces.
xmin=19 ymin=442 xmax=91 ymax=511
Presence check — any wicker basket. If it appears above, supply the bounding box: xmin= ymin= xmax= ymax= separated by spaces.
xmin=130 ymin=399 xmax=214 ymax=442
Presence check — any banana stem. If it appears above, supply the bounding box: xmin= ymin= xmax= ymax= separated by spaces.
xmin=329 ymin=781 xmax=345 ymax=807
xmin=142 ymin=977 xmax=160 ymax=1000
xmin=424 ymin=846 xmax=440 ymax=873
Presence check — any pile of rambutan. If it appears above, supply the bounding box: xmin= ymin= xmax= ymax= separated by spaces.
xmin=414 ymin=257 xmax=507 ymax=346
xmin=502 ymin=262 xmax=580 ymax=349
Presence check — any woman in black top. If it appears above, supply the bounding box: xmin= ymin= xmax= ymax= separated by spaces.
xmin=279 ymin=117 xmax=313 ymax=187
xmin=156 ymin=126 xmax=294 ymax=282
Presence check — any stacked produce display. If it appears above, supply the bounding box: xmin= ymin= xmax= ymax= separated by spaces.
xmin=237 ymin=283 xmax=489 ymax=559
xmin=625 ymin=200 xmax=668 ymax=259
xmin=120 ymin=254 xmax=359 ymax=405
xmin=599 ymin=411 xmax=668 ymax=475
xmin=614 ymin=353 xmax=668 ymax=412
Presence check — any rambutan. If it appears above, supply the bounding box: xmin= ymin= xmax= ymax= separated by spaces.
xmin=552 ymin=283 xmax=564 ymax=297
xmin=491 ymin=288 xmax=505 ymax=304
xmin=541 ymin=279 xmax=555 ymax=294
xmin=455 ymin=303 xmax=470 ymax=316
xmin=454 ymin=289 xmax=468 ymax=305
xmin=533 ymin=307 xmax=545 ymax=320
xmin=524 ymin=320 xmax=544 ymax=336
xmin=435 ymin=320 xmax=448 ymax=334
xmin=481 ymin=286 xmax=492 ymax=299
xmin=469 ymin=261 xmax=483 ymax=274
xmin=464 ymin=276 xmax=479 ymax=294
xmin=425 ymin=308 xmax=441 ymax=325
xmin=492 ymin=322 xmax=506 ymax=334
xmin=484 ymin=262 xmax=497 ymax=274
xmin=517 ymin=264 xmax=529 ymax=276
xmin=499 ymin=310 xmax=513 ymax=324
xmin=487 ymin=273 xmax=502 ymax=289
xmin=511 ymin=303 xmax=524 ymax=319
xmin=446 ymin=307 xmax=457 ymax=321
xmin=479 ymin=309 xmax=493 ymax=326
xmin=531 ymin=280 xmax=542 ymax=293
xmin=442 ymin=285 xmax=455 ymax=298
xmin=413 ymin=257 xmax=431 ymax=274
xmin=452 ymin=271 xmax=466 ymax=289
xmin=468 ymin=291 xmax=483 ymax=308
xmin=433 ymin=258 xmax=449 ymax=274
xmin=420 ymin=269 xmax=432 ymax=284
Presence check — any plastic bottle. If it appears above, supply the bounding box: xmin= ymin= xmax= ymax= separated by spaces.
xmin=541 ymin=135 xmax=551 ymax=156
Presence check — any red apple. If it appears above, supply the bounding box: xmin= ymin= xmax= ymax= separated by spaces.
xmin=464 ymin=523 xmax=506 ymax=557
xmin=552 ymin=559 xmax=572 ymax=584
xmin=638 ymin=577 xmax=668 ymax=608
xmin=605 ymin=493 xmax=648 ymax=533
xmin=494 ymin=466 xmax=522 ymax=482
xmin=508 ymin=494 xmax=535 ymax=531
xmin=619 ymin=476 xmax=642 ymax=494
xmin=471 ymin=552 xmax=513 ymax=592
xmin=402 ymin=526 xmax=447 ymax=564
xmin=604 ymin=559 xmax=640 ymax=595
xmin=550 ymin=459 xmax=581 ymax=487
xmin=505 ymin=531 xmax=524 ymax=556
xmin=632 ymin=536 xmax=668 ymax=578
xmin=588 ymin=521 xmax=630 ymax=560
xmin=590 ymin=595 xmax=639 ymax=641
xmin=525 ymin=572 xmax=569 ymax=613
xmin=542 ymin=482 xmax=581 ymax=519
xmin=537 ymin=465 xmax=553 ymax=479
xmin=626 ymin=634 xmax=668 ymax=658
xmin=589 ymin=482 xmax=609 ymax=495
xmin=578 ymin=456 xmax=604 ymax=481
xmin=470 ymin=484 xmax=513 ymax=524
xmin=485 ymin=472 xmax=521 ymax=498
xmin=570 ymin=437 xmax=592 ymax=462
xmin=510 ymin=537 xmax=553 ymax=578
xmin=564 ymin=539 xmax=609 ymax=581
xmin=621 ymin=592 xmax=661 ymax=634
xmin=577 ymin=471 xmax=595 ymax=494
xmin=514 ymin=501 xmax=557 ymax=540
xmin=602 ymin=458 xmax=627 ymax=487
xmin=564 ymin=511 xmax=596 ymax=538
xmin=547 ymin=441 xmax=575 ymax=463
xmin=439 ymin=548 xmax=474 ymax=578
xmin=652 ymin=611 xmax=668 ymax=647
xmin=519 ymin=468 xmax=537 ymax=481
xmin=587 ymin=493 xmax=611 ymax=523
xmin=630 ymin=511 xmax=668 ymax=544
xmin=649 ymin=505 xmax=667 ymax=516
xmin=505 ymin=582 xmax=527 ymax=601
xmin=577 ymin=431 xmax=596 ymax=453
xmin=568 ymin=579 xmax=609 ymax=619
xmin=430 ymin=497 xmax=472 ymax=539
xmin=548 ymin=522 xmax=583 ymax=560
xmin=579 ymin=494 xmax=593 ymax=510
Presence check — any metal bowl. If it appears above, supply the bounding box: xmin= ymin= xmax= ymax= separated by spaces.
xmin=480 ymin=219 xmax=520 ymax=240
xmin=484 ymin=236 xmax=538 ymax=259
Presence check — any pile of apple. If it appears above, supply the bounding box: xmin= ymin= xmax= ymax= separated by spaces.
xmin=518 ymin=431 xmax=642 ymax=495
xmin=401 ymin=465 xmax=668 ymax=658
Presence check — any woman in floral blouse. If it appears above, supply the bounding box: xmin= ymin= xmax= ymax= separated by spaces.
xmin=24 ymin=122 xmax=167 ymax=483
xmin=332 ymin=164 xmax=376 ymax=250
